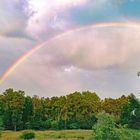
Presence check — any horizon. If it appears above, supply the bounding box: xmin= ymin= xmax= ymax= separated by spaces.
xmin=0 ymin=88 xmax=135 ymax=102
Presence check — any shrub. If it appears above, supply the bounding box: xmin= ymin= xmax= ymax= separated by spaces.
xmin=117 ymin=126 xmax=140 ymax=140
xmin=20 ymin=131 xmax=35 ymax=140
xmin=92 ymin=111 xmax=120 ymax=140
xmin=51 ymin=120 xmax=59 ymax=130
xmin=24 ymin=122 xmax=32 ymax=129
xmin=44 ymin=119 xmax=52 ymax=129
xmin=69 ymin=122 xmax=79 ymax=129
xmin=30 ymin=120 xmax=46 ymax=130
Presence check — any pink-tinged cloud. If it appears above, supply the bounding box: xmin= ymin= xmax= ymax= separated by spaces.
xmin=0 ymin=36 xmax=36 ymax=76
xmin=1 ymin=25 xmax=140 ymax=98
xmin=25 ymin=0 xmax=89 ymax=40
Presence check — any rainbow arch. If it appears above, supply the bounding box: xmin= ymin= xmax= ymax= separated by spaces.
xmin=1 ymin=21 xmax=140 ymax=83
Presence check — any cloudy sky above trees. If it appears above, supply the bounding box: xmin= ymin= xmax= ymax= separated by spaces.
xmin=1 ymin=0 xmax=140 ymax=98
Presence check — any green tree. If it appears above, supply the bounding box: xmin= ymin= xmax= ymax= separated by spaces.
xmin=22 ymin=96 xmax=33 ymax=129
xmin=120 ymin=94 xmax=140 ymax=129
xmin=2 ymin=89 xmax=25 ymax=131
xmin=102 ymin=95 xmax=128 ymax=123
xmin=0 ymin=95 xmax=4 ymax=130
xmin=31 ymin=96 xmax=45 ymax=130
xmin=64 ymin=91 xmax=99 ymax=129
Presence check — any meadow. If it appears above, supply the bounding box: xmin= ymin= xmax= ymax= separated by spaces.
xmin=1 ymin=129 xmax=140 ymax=140
xmin=1 ymin=130 xmax=92 ymax=140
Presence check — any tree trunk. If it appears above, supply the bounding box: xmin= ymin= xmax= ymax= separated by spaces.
xmin=14 ymin=125 xmax=16 ymax=131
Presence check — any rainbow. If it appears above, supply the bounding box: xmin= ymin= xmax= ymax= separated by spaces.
xmin=1 ymin=21 xmax=140 ymax=83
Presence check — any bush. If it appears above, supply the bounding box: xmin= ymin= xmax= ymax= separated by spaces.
xmin=20 ymin=131 xmax=35 ymax=140
xmin=117 ymin=127 xmax=140 ymax=140
xmin=92 ymin=112 xmax=120 ymax=140
xmin=30 ymin=120 xmax=46 ymax=130
xmin=24 ymin=122 xmax=33 ymax=130
xmin=69 ymin=122 xmax=79 ymax=129
xmin=51 ymin=120 xmax=59 ymax=130
xmin=44 ymin=119 xmax=52 ymax=129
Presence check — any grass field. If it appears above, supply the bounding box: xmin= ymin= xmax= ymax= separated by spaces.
xmin=0 ymin=130 xmax=92 ymax=140
xmin=1 ymin=129 xmax=140 ymax=140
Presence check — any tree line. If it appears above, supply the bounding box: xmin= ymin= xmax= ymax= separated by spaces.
xmin=0 ymin=88 xmax=140 ymax=131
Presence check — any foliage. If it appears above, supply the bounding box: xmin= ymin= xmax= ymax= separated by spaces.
xmin=117 ymin=127 xmax=140 ymax=140
xmin=0 ymin=116 xmax=4 ymax=130
xmin=22 ymin=96 xmax=33 ymax=129
xmin=2 ymin=89 xmax=25 ymax=131
xmin=120 ymin=94 xmax=140 ymax=129
xmin=20 ymin=131 xmax=35 ymax=140
xmin=0 ymin=88 xmax=138 ymax=131
xmin=102 ymin=95 xmax=128 ymax=123
xmin=92 ymin=112 xmax=120 ymax=140
xmin=51 ymin=120 xmax=60 ymax=130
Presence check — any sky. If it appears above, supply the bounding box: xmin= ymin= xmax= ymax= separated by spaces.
xmin=1 ymin=0 xmax=140 ymax=98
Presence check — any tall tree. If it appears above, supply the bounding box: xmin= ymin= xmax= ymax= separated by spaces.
xmin=2 ymin=89 xmax=25 ymax=131
xmin=22 ymin=96 xmax=33 ymax=129
xmin=102 ymin=95 xmax=128 ymax=123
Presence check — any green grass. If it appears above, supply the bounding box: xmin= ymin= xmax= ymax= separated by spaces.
xmin=0 ymin=130 xmax=92 ymax=140
xmin=116 ymin=128 xmax=140 ymax=140
xmin=1 ymin=129 xmax=140 ymax=140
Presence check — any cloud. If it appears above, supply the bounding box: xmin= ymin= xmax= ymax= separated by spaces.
xmin=1 ymin=0 xmax=140 ymax=98
xmin=0 ymin=36 xmax=36 ymax=76
xmin=1 ymin=25 xmax=140 ymax=98
xmin=25 ymin=0 xmax=89 ymax=40
xmin=25 ymin=0 xmax=119 ymax=41
xmin=0 ymin=0 xmax=123 ymax=85
xmin=0 ymin=0 xmax=110 ymax=41
xmin=0 ymin=0 xmax=132 ymax=41
xmin=35 ymin=26 xmax=140 ymax=70
xmin=0 ymin=0 xmax=138 ymax=41
xmin=0 ymin=0 xmax=29 ymax=39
